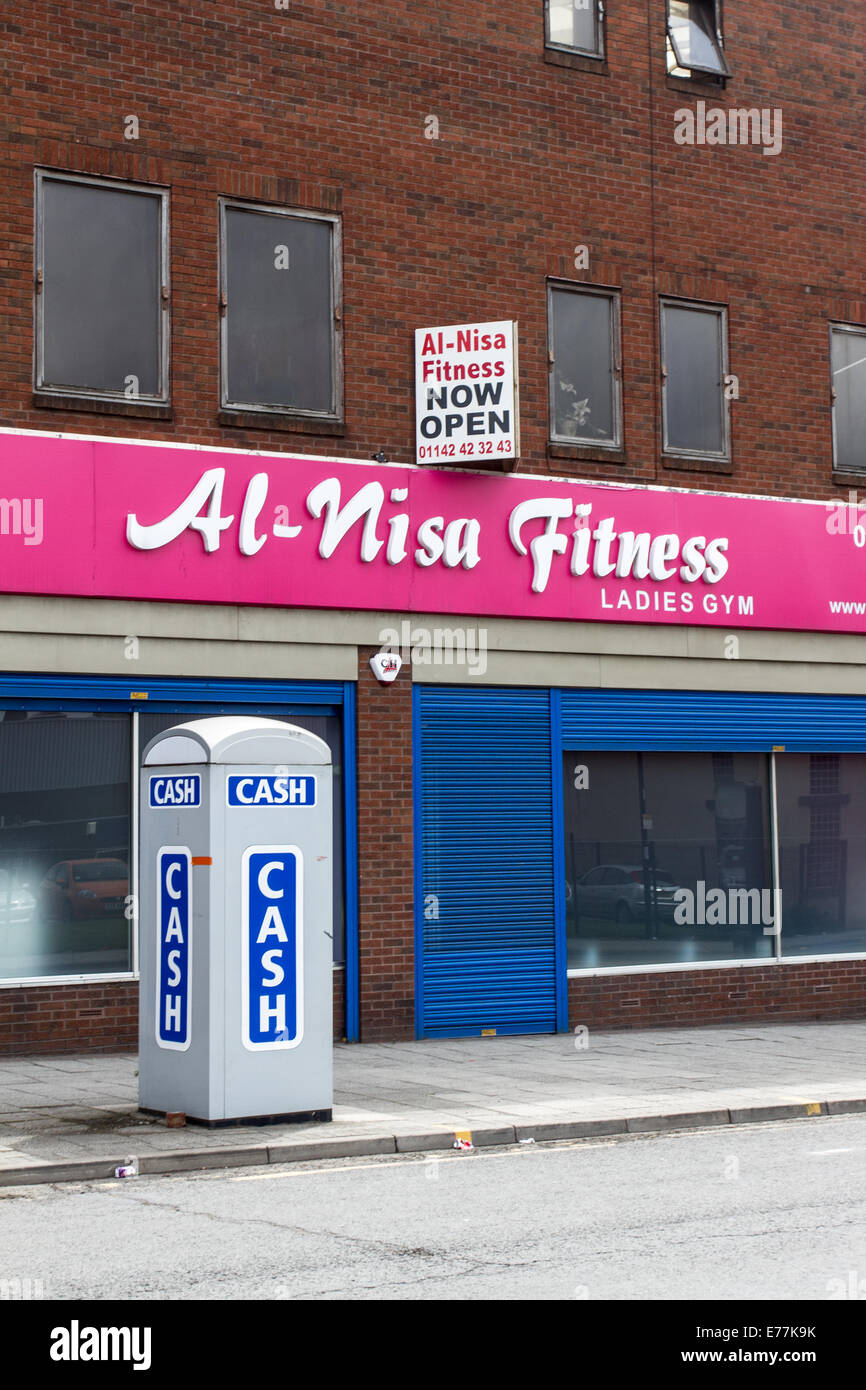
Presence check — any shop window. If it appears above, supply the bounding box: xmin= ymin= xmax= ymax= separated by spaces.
xmin=563 ymin=751 xmax=773 ymax=970
xmin=660 ymin=299 xmax=730 ymax=460
xmin=830 ymin=323 xmax=866 ymax=474
xmin=219 ymin=200 xmax=342 ymax=419
xmin=35 ymin=171 xmax=169 ymax=403
xmin=548 ymin=283 xmax=621 ymax=447
xmin=545 ymin=1 xmax=604 ymax=58
xmin=666 ymin=1 xmax=730 ymax=79
xmin=775 ymin=754 xmax=866 ymax=957
xmin=0 ymin=712 xmax=132 ymax=982
xmin=0 ymin=705 xmax=348 ymax=985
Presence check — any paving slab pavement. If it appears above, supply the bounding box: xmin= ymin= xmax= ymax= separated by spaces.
xmin=1 ymin=1020 xmax=865 ymax=1185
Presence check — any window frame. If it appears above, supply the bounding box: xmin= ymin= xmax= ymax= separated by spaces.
xmin=666 ymin=0 xmax=730 ymax=80
xmin=544 ymin=0 xmax=605 ymax=60
xmin=218 ymin=196 xmax=343 ymax=421
xmin=829 ymin=320 xmax=866 ymax=476
xmin=33 ymin=168 xmax=171 ymax=406
xmin=547 ymin=279 xmax=622 ymax=450
xmin=659 ymin=296 xmax=730 ymax=462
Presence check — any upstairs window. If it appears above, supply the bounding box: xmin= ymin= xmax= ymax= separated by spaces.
xmin=35 ymin=171 xmax=169 ymax=403
xmin=830 ymin=324 xmax=866 ymax=474
xmin=548 ymin=283 xmax=621 ymax=448
xmin=545 ymin=1 xmax=604 ymax=59
xmin=219 ymin=200 xmax=342 ymax=419
xmin=666 ymin=1 xmax=730 ymax=79
xmin=660 ymin=299 xmax=730 ymax=460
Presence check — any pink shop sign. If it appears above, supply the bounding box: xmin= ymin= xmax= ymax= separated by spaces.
xmin=2 ymin=427 xmax=866 ymax=633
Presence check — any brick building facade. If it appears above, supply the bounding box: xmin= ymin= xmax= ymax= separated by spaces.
xmin=1 ymin=2 xmax=866 ymax=1053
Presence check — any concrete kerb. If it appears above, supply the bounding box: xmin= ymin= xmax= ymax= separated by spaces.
xmin=0 ymin=1159 xmax=122 ymax=1186
xmin=625 ymin=1109 xmax=730 ymax=1134
xmin=138 ymin=1147 xmax=269 ymax=1175
xmin=827 ymin=1097 xmax=866 ymax=1115
xmin=2 ymin=1098 xmax=864 ymax=1188
xmin=268 ymin=1135 xmax=397 ymax=1163
xmin=396 ymin=1126 xmax=515 ymax=1153
xmin=513 ymin=1118 xmax=628 ymax=1142
xmin=727 ymin=1101 xmax=825 ymax=1124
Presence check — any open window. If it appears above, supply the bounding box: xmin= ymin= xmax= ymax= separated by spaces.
xmin=666 ymin=1 xmax=730 ymax=79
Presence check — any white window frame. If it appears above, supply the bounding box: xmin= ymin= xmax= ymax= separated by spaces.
xmin=0 ymin=708 xmax=138 ymax=988
xmin=548 ymin=281 xmax=622 ymax=449
xmin=544 ymin=0 xmax=605 ymax=60
xmin=566 ymin=750 xmax=866 ymax=978
xmin=660 ymin=296 xmax=730 ymax=462
xmin=218 ymin=197 xmax=343 ymax=420
xmin=829 ymin=321 xmax=866 ymax=475
xmin=666 ymin=0 xmax=730 ymax=79
xmin=34 ymin=169 xmax=170 ymax=405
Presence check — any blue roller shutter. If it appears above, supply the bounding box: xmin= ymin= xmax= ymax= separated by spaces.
xmin=560 ymin=689 xmax=866 ymax=751
xmin=0 ymin=675 xmax=344 ymax=711
xmin=414 ymin=687 xmax=559 ymax=1037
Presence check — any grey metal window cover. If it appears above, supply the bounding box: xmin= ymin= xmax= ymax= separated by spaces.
xmin=660 ymin=297 xmax=730 ymax=461
xmin=548 ymin=281 xmax=622 ymax=448
xmin=667 ymin=0 xmax=730 ymax=77
xmin=545 ymin=0 xmax=604 ymax=58
xmin=34 ymin=170 xmax=170 ymax=403
xmin=829 ymin=322 xmax=866 ymax=474
xmin=219 ymin=198 xmax=343 ymax=419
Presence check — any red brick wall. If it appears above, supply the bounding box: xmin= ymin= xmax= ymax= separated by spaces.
xmin=0 ymin=966 xmax=349 ymax=1056
xmin=0 ymin=2 xmax=861 ymax=499
xmin=355 ymin=648 xmax=415 ymax=1041
xmin=0 ymin=981 xmax=138 ymax=1056
xmin=5 ymin=957 xmax=863 ymax=1056
xmin=332 ymin=965 xmax=347 ymax=1042
xmin=568 ymin=960 xmax=866 ymax=1032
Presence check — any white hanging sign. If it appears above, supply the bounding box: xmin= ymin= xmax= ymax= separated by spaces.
xmin=414 ymin=320 xmax=519 ymax=466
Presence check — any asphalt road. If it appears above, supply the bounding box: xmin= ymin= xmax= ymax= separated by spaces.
xmin=2 ymin=1115 xmax=865 ymax=1301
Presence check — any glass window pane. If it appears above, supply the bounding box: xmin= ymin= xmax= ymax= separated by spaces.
xmin=564 ymin=751 xmax=774 ymax=969
xmin=551 ymin=290 xmax=616 ymax=442
xmin=224 ymin=207 xmax=334 ymax=413
xmin=41 ymin=179 xmax=161 ymax=396
xmin=0 ymin=712 xmax=131 ymax=981
xmin=776 ymin=754 xmax=866 ymax=957
xmin=548 ymin=2 xmax=597 ymax=53
xmin=663 ymin=303 xmax=725 ymax=454
xmin=139 ymin=710 xmax=346 ymax=962
xmin=669 ymin=1 xmax=725 ymax=74
xmin=831 ymin=329 xmax=866 ymax=473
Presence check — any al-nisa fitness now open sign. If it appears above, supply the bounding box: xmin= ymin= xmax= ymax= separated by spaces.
xmin=3 ymin=425 xmax=866 ymax=634
xmin=414 ymin=320 xmax=519 ymax=466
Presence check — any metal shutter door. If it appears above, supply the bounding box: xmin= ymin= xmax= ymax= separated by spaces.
xmin=560 ymin=689 xmax=866 ymax=751
xmin=415 ymin=687 xmax=558 ymax=1037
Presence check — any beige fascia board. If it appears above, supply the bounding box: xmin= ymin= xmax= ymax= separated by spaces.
xmin=0 ymin=631 xmax=356 ymax=681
